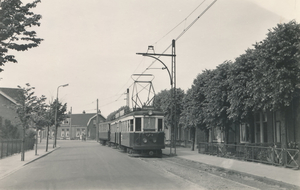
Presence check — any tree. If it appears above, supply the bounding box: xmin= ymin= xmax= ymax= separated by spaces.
xmin=227 ymin=49 xmax=258 ymax=123
xmin=180 ymin=70 xmax=213 ymax=143
xmin=204 ymin=62 xmax=233 ymax=143
xmin=15 ymin=83 xmax=45 ymax=161
xmin=0 ymin=0 xmax=43 ymax=72
xmin=251 ymin=20 xmax=300 ymax=112
xmin=30 ymin=95 xmax=47 ymax=155
xmin=154 ymin=88 xmax=184 ymax=130
xmin=106 ymin=106 xmax=130 ymax=121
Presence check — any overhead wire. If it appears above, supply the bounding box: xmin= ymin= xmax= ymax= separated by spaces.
xmin=143 ymin=0 xmax=218 ymax=76
xmin=102 ymin=0 xmax=218 ymax=112
xmin=152 ymin=0 xmax=207 ymax=46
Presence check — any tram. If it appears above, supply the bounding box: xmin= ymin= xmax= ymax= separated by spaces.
xmin=98 ymin=74 xmax=165 ymax=157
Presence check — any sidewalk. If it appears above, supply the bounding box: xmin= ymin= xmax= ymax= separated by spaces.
xmin=163 ymin=147 xmax=300 ymax=188
xmin=0 ymin=139 xmax=60 ymax=180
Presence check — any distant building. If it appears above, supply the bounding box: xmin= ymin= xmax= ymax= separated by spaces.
xmin=49 ymin=112 xmax=106 ymax=140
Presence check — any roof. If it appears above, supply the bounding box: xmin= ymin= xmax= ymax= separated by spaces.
xmin=87 ymin=113 xmax=106 ymax=126
xmin=69 ymin=113 xmax=106 ymax=126
xmin=0 ymin=88 xmax=23 ymax=105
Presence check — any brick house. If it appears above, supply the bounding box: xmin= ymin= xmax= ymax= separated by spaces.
xmin=49 ymin=112 xmax=106 ymax=140
xmin=197 ymin=99 xmax=300 ymax=169
xmin=0 ymin=88 xmax=23 ymax=138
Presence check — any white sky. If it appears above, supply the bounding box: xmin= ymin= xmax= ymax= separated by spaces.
xmin=1 ymin=0 xmax=299 ymax=117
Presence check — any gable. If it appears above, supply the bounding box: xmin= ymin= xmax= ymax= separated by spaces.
xmin=0 ymin=88 xmax=23 ymax=105
xmin=69 ymin=113 xmax=96 ymax=126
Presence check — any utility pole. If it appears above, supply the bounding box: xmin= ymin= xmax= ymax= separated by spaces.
xmin=53 ymin=84 xmax=68 ymax=148
xmin=136 ymin=39 xmax=176 ymax=156
xmin=69 ymin=107 xmax=72 ymax=140
xmin=171 ymin=39 xmax=177 ymax=155
xmin=96 ymin=99 xmax=99 ymax=142
xmin=126 ymin=89 xmax=129 ymax=107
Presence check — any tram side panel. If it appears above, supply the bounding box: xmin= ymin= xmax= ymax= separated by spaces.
xmin=109 ymin=123 xmax=117 ymax=146
xmin=99 ymin=122 xmax=110 ymax=145
xmin=121 ymin=132 xmax=131 ymax=147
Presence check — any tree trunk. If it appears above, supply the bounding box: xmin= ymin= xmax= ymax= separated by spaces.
xmin=281 ymin=108 xmax=288 ymax=167
xmin=191 ymin=127 xmax=196 ymax=151
xmin=21 ymin=126 xmax=25 ymax=161
xmin=35 ymin=129 xmax=38 ymax=156
xmin=46 ymin=126 xmax=49 ymax=152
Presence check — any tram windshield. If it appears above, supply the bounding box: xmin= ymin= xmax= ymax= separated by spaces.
xmin=143 ymin=117 xmax=155 ymax=131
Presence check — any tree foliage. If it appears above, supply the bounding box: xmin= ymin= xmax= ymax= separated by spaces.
xmin=15 ymin=83 xmax=40 ymax=132
xmin=154 ymin=88 xmax=184 ymax=128
xmin=0 ymin=0 xmax=43 ymax=72
xmin=30 ymin=95 xmax=47 ymax=130
xmin=106 ymin=106 xmax=130 ymax=121
xmin=179 ymin=20 xmax=300 ymax=142
xmin=251 ymin=20 xmax=300 ymax=111
xmin=227 ymin=49 xmax=258 ymax=123
xmin=50 ymin=99 xmax=67 ymax=127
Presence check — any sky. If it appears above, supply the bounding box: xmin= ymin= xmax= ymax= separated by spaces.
xmin=0 ymin=0 xmax=300 ymax=117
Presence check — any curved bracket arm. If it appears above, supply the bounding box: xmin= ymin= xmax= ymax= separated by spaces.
xmin=144 ymin=55 xmax=173 ymax=85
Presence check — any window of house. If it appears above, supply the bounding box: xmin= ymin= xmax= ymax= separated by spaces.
xmin=275 ymin=121 xmax=281 ymax=143
xmin=61 ymin=129 xmax=65 ymax=137
xmin=255 ymin=112 xmax=268 ymax=143
xmin=66 ymin=128 xmax=69 ymax=137
xmin=240 ymin=123 xmax=250 ymax=143
xmin=0 ymin=116 xmax=2 ymax=128
xmin=76 ymin=128 xmax=80 ymax=137
xmin=212 ymin=127 xmax=224 ymax=143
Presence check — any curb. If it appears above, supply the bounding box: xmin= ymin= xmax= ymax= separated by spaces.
xmin=24 ymin=146 xmax=61 ymax=166
xmin=165 ymin=153 xmax=300 ymax=190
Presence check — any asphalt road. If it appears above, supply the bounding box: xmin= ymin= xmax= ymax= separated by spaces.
xmin=0 ymin=140 xmax=202 ymax=190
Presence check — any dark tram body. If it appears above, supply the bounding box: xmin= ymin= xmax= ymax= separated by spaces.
xmin=98 ymin=107 xmax=165 ymax=157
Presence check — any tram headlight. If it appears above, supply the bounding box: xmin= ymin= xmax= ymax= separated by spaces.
xmin=143 ymin=138 xmax=148 ymax=144
xmin=152 ymin=138 xmax=157 ymax=143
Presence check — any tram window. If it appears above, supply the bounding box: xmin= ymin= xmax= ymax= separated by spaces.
xmin=135 ymin=118 xmax=141 ymax=131
xmin=144 ymin=117 xmax=155 ymax=131
xmin=158 ymin=119 xmax=163 ymax=131
xmin=130 ymin=119 xmax=133 ymax=131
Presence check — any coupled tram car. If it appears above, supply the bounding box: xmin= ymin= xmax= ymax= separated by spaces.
xmin=98 ymin=106 xmax=165 ymax=157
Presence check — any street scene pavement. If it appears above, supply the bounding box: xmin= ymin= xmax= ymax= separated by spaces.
xmin=0 ymin=139 xmax=58 ymax=180
xmin=0 ymin=140 xmax=299 ymax=190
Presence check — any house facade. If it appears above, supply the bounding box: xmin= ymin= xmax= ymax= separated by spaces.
xmin=47 ymin=112 xmax=106 ymax=140
xmin=0 ymin=88 xmax=23 ymax=138
xmin=197 ymin=100 xmax=300 ymax=169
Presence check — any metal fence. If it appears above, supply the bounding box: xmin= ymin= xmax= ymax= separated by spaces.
xmin=0 ymin=138 xmax=35 ymax=159
xmin=198 ymin=142 xmax=299 ymax=170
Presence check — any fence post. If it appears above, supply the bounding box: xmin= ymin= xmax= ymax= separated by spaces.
xmin=12 ymin=139 xmax=14 ymax=156
xmin=6 ymin=140 xmax=9 ymax=157
xmin=1 ymin=141 xmax=3 ymax=159
xmin=251 ymin=146 xmax=254 ymax=162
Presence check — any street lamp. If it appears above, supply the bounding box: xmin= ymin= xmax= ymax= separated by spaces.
xmin=53 ymin=84 xmax=69 ymax=148
xmin=136 ymin=39 xmax=177 ymax=156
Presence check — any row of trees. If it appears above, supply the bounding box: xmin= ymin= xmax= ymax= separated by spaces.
xmin=154 ymin=21 xmax=300 ymax=144
xmin=0 ymin=83 xmax=67 ymax=160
